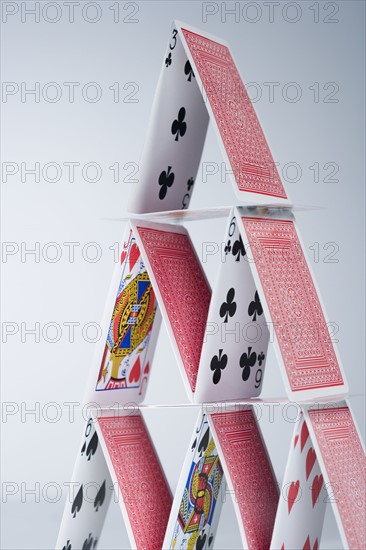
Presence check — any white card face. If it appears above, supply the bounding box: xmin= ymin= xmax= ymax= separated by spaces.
xmin=163 ymin=411 xmax=224 ymax=549
xmin=128 ymin=23 xmax=209 ymax=214
xmin=195 ymin=211 xmax=270 ymax=403
xmin=271 ymin=415 xmax=326 ymax=550
xmin=83 ymin=223 xmax=161 ymax=408
xmin=56 ymin=418 xmax=113 ymax=550
xmin=130 ymin=219 xmax=211 ymax=399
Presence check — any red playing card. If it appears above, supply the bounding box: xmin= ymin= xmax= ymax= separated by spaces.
xmin=211 ymin=409 xmax=278 ymax=549
xmin=97 ymin=415 xmax=172 ymax=550
xmin=135 ymin=226 xmax=211 ymax=392
xmin=181 ymin=28 xmax=287 ymax=200
xmin=241 ymin=217 xmax=345 ymax=393
xmin=307 ymin=405 xmax=366 ymax=549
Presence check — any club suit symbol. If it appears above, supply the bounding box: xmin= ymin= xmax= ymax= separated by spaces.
xmin=171 ymin=107 xmax=187 ymax=141
xmin=239 ymin=347 xmax=257 ymax=382
xmin=219 ymin=288 xmax=237 ymax=323
xmin=158 ymin=166 xmax=175 ymax=200
xmin=248 ymin=291 xmax=263 ymax=321
xmin=210 ymin=350 xmax=228 ymax=384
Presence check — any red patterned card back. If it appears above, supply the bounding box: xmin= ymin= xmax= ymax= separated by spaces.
xmin=307 ymin=406 xmax=366 ymax=550
xmin=97 ymin=415 xmax=172 ymax=550
xmin=181 ymin=28 xmax=287 ymax=200
xmin=210 ymin=409 xmax=278 ymax=549
xmin=136 ymin=226 xmax=211 ymax=392
xmin=242 ymin=217 xmax=345 ymax=393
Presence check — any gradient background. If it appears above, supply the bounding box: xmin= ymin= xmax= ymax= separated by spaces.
xmin=1 ymin=1 xmax=365 ymax=548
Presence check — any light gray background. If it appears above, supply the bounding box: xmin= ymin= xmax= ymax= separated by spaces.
xmin=1 ymin=1 xmax=365 ymax=549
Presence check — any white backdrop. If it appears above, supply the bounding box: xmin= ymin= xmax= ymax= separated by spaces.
xmin=1 ymin=1 xmax=365 ymax=548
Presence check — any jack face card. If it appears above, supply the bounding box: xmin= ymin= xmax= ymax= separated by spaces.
xmin=209 ymin=407 xmax=279 ymax=549
xmin=195 ymin=210 xmax=270 ymax=402
xmin=237 ymin=211 xmax=348 ymax=400
xmin=83 ymin=224 xmax=161 ymax=408
xmin=163 ymin=412 xmax=224 ymax=549
xmin=95 ymin=411 xmax=172 ymax=550
xmin=56 ymin=418 xmax=113 ymax=550
xmin=131 ymin=219 xmax=211 ymax=397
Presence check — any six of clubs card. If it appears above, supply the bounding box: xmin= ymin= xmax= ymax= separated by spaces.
xmin=195 ymin=211 xmax=270 ymax=402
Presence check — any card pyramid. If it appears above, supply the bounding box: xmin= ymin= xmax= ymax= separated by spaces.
xmin=56 ymin=21 xmax=365 ymax=550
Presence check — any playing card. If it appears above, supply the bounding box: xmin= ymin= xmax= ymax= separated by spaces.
xmin=303 ymin=401 xmax=366 ymax=550
xmin=163 ymin=411 xmax=224 ymax=549
xmin=129 ymin=21 xmax=290 ymax=214
xmin=195 ymin=209 xmax=270 ymax=402
xmin=271 ymin=414 xmax=327 ymax=550
xmin=56 ymin=418 xmax=113 ymax=550
xmin=95 ymin=410 xmax=172 ymax=550
xmin=236 ymin=210 xmax=348 ymax=400
xmin=131 ymin=219 xmax=211 ymax=398
xmin=208 ymin=407 xmax=279 ymax=549
xmin=178 ymin=22 xmax=289 ymax=205
xmin=83 ymin=223 xmax=161 ymax=408
xmin=128 ymin=22 xmax=209 ymax=213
